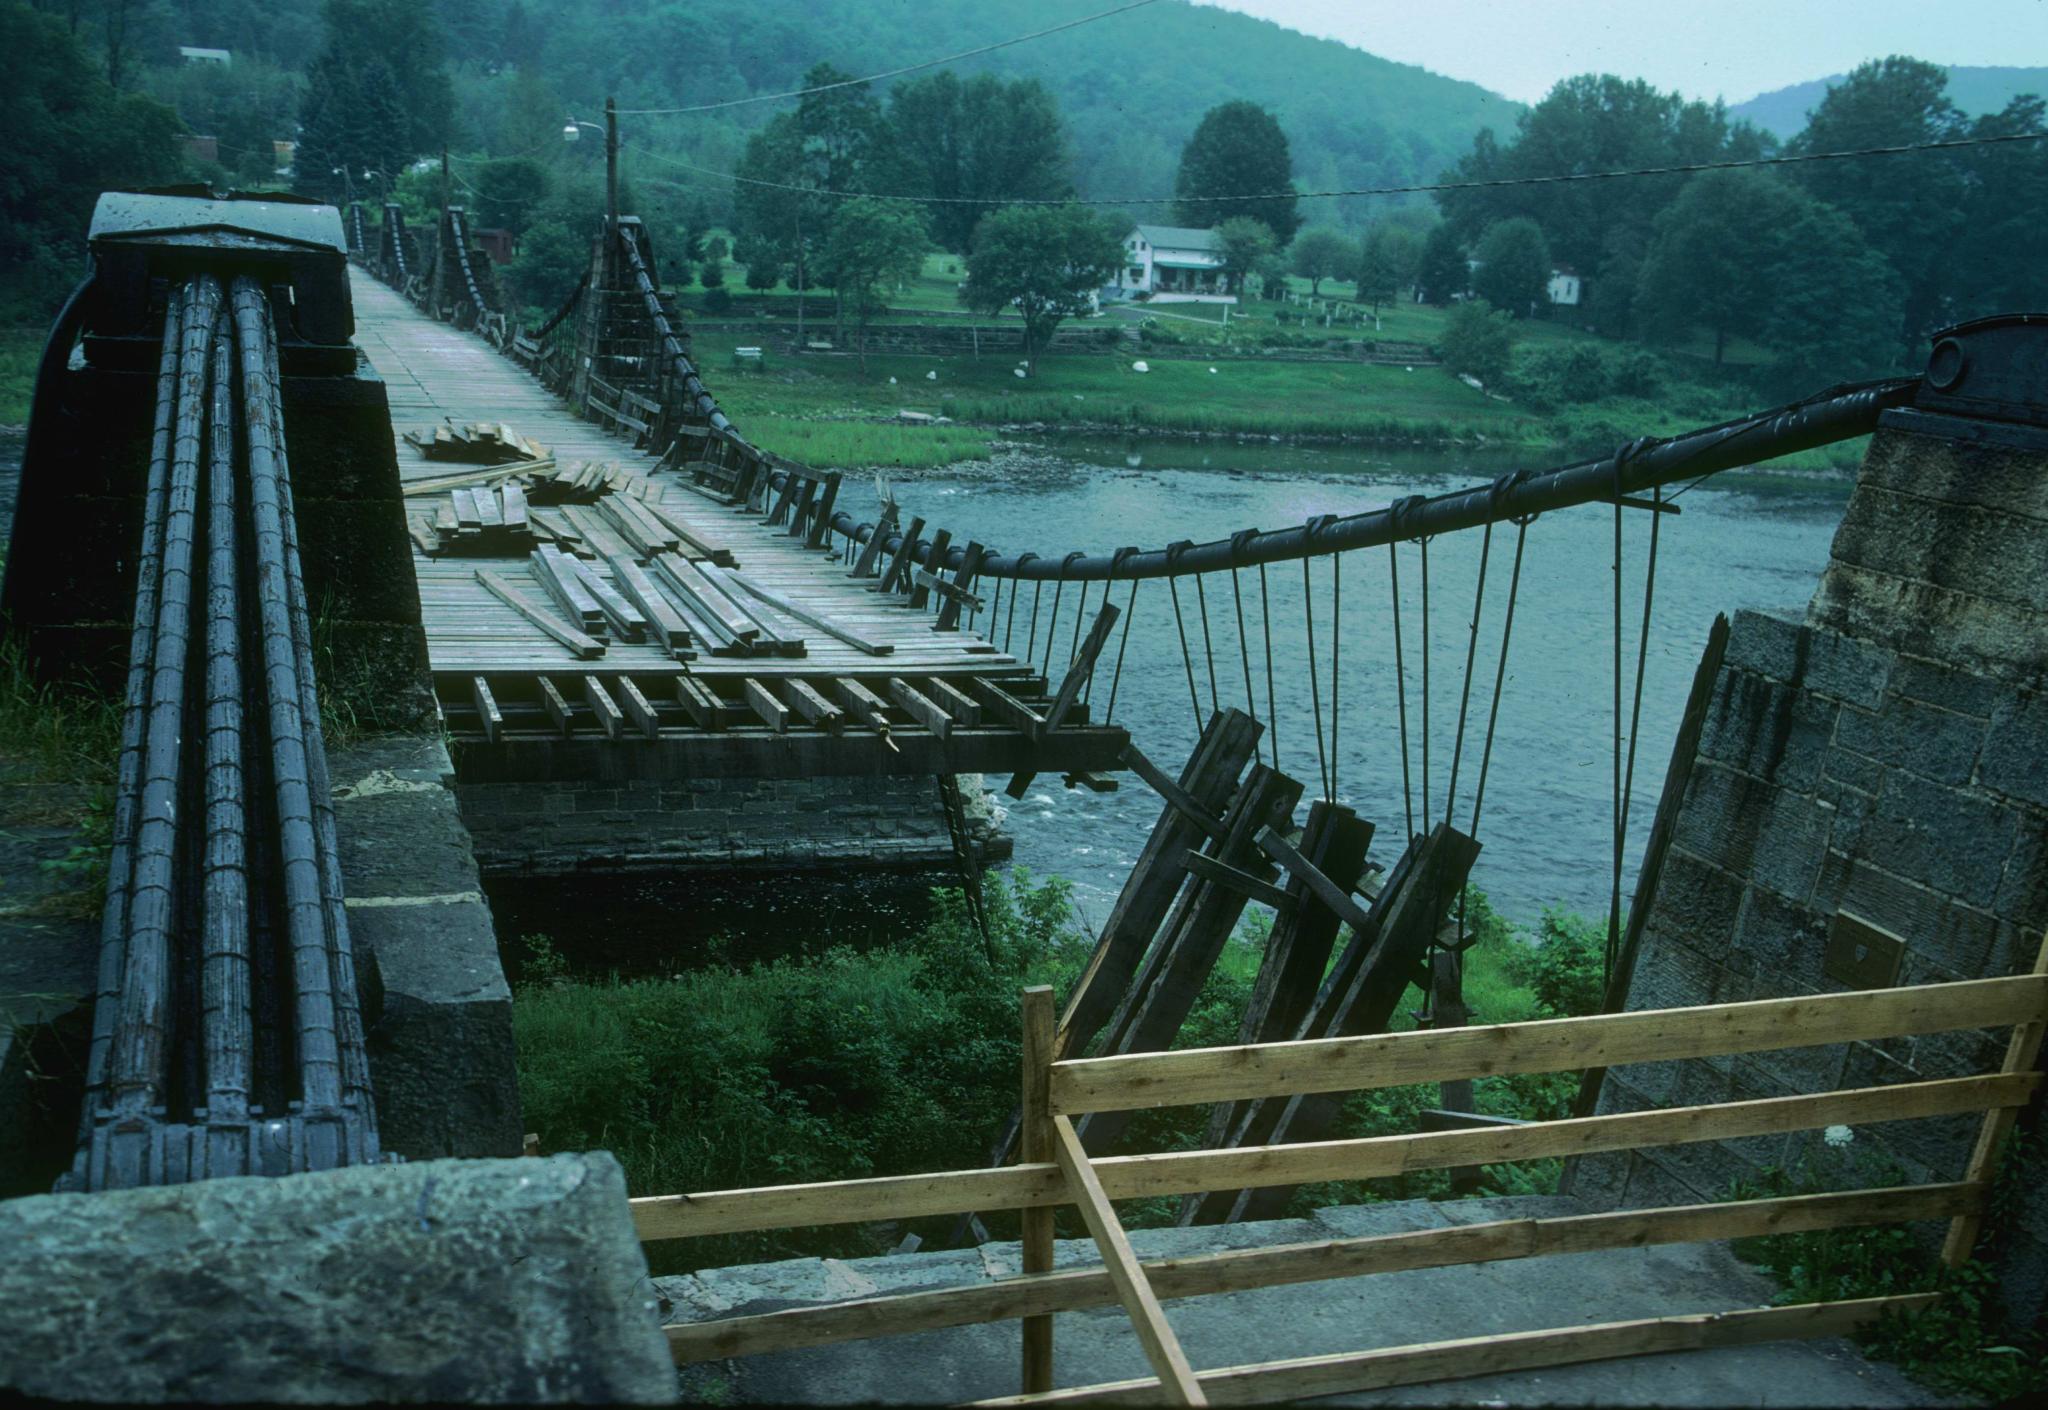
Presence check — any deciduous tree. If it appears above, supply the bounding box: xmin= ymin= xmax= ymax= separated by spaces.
xmin=879 ymin=72 xmax=1072 ymax=253
xmin=1215 ymin=216 xmax=1277 ymax=297
xmin=1416 ymin=224 xmax=1467 ymax=305
xmin=1471 ymin=217 xmax=1551 ymax=317
xmin=1287 ymin=226 xmax=1356 ymax=298
xmin=1173 ymin=100 xmax=1300 ymax=242
xmin=964 ymin=206 xmax=1122 ymax=376
xmin=821 ymin=197 xmax=926 ymax=372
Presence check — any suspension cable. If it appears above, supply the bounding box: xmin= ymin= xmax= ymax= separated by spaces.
xmin=1389 ymin=540 xmax=1415 ymax=843
xmin=1194 ymin=572 xmax=1220 ymax=718
xmin=1304 ymin=554 xmax=1332 ymax=802
xmin=1231 ymin=564 xmax=1256 ymax=741
xmin=1443 ymin=522 xmax=1494 ymax=829
xmin=1260 ymin=563 xmax=1277 ymax=771
xmin=1470 ymin=518 xmax=1532 ymax=838
xmin=1331 ymin=549 xmax=1342 ymax=802
xmin=1104 ymin=578 xmax=1141 ymax=724
xmin=1167 ymin=561 xmax=1203 ymax=732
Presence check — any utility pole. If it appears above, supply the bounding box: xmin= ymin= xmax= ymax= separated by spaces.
xmin=605 ymin=98 xmax=619 ymax=232
xmin=605 ymin=96 xmax=620 ymax=285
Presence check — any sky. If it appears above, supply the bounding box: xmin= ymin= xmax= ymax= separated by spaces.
xmin=1196 ymin=0 xmax=2048 ymax=105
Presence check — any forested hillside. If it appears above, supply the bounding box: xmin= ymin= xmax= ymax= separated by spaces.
xmin=127 ymin=0 xmax=1518 ymax=226
xmin=1734 ymin=65 xmax=2048 ymax=139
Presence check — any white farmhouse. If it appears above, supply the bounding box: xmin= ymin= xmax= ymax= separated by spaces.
xmin=1108 ymin=225 xmax=1237 ymax=304
xmin=1547 ymin=265 xmax=1583 ymax=307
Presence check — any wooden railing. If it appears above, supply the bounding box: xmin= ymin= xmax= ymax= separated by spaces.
xmin=634 ymin=945 xmax=2047 ymax=1405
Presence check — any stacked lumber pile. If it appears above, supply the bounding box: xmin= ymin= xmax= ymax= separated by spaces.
xmin=404 ymin=420 xmax=546 ymax=464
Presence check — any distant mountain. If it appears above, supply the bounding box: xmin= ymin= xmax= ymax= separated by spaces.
xmin=1731 ymin=65 xmax=2048 ymax=140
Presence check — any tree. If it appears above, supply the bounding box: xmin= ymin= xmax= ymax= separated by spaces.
xmin=1950 ymin=95 xmax=2048 ymax=321
xmin=732 ymin=66 xmax=883 ymax=311
xmin=964 ymin=206 xmax=1123 ymax=376
xmin=1416 ymin=225 xmax=1467 ymax=305
xmin=1633 ymin=168 xmax=1795 ymax=362
xmin=1358 ymin=223 xmax=1422 ymax=308
xmin=505 ymin=187 xmax=596 ymax=312
xmin=1287 ymin=226 xmax=1356 ymax=298
xmin=1173 ymin=100 xmax=1299 ymax=242
xmin=879 ymin=72 xmax=1072 ymax=253
xmin=1761 ymin=200 xmax=1905 ymax=391
xmin=1790 ymin=56 xmax=1965 ymax=348
xmin=0 ymin=2 xmax=182 ymax=316
xmin=1214 ymin=216 xmax=1276 ymax=297
xmin=469 ymin=157 xmax=550 ymax=237
xmin=291 ymin=1 xmax=451 ymax=200
xmin=1439 ymin=299 xmax=1517 ymax=386
xmin=1437 ymin=74 xmax=1767 ymax=316
xmin=820 ymin=198 xmax=926 ymax=372
xmin=733 ymin=231 xmax=783 ymax=291
xmin=1470 ymin=217 xmax=1551 ymax=317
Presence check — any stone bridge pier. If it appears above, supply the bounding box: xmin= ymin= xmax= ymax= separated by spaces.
xmin=1570 ymin=343 xmax=2048 ymax=1319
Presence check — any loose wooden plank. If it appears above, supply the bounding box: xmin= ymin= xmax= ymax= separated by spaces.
xmin=744 ymin=678 xmax=789 ymax=732
xmin=1121 ymin=742 xmax=1228 ymax=843
xmin=470 ymin=676 xmax=502 ymax=742
xmin=970 ymin=1296 xmax=1942 ymax=1407
xmin=530 ymin=545 xmax=605 ymax=637
xmin=473 ymin=569 xmax=605 ymax=659
xmin=656 ymin=552 xmax=760 ymax=643
xmin=570 ymin=558 xmax=649 ymax=642
xmin=604 ymin=553 xmax=694 ymax=656
xmin=1049 ymin=1115 xmax=1206 ymax=1407
xmin=1051 ymin=972 xmax=2048 ymax=1118
xmin=724 ymin=568 xmax=893 ymax=656
xmin=1008 ymin=601 xmax=1119 ymax=798
xmin=1181 ymin=850 xmax=1291 ymax=910
xmin=662 ymin=1182 xmax=1977 ymax=1363
xmin=629 ymin=1071 xmax=2034 ymax=1243
xmin=582 ymin=675 xmax=626 ymax=741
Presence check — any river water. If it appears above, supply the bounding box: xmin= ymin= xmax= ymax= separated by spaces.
xmin=890 ymin=434 xmax=1851 ymax=930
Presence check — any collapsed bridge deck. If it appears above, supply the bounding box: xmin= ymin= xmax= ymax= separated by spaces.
xmin=348 ymin=271 xmax=1127 ymax=780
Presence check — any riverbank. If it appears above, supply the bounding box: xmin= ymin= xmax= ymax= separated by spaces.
xmin=687 ymin=330 xmax=1868 ymax=475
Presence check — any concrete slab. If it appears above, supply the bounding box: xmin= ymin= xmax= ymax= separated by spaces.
xmin=656 ymin=1195 xmax=1937 ymax=1406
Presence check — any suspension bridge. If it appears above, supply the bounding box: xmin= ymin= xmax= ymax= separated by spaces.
xmin=5 ymin=177 xmax=2047 ymax=1405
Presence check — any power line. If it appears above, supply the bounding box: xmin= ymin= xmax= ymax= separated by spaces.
xmin=619 ymin=126 xmax=2047 ymax=208
xmin=612 ymin=0 xmax=1160 ymax=115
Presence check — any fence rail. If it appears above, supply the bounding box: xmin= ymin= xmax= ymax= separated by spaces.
xmin=638 ymin=944 xmax=2047 ymax=1405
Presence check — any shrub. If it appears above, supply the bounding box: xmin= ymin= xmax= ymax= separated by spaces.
xmin=701 ymin=287 xmax=733 ymax=314
xmin=1505 ymin=906 xmax=1606 ymax=1018
xmin=1510 ymin=343 xmax=1609 ymax=410
xmin=1439 ymin=299 xmax=1517 ymax=386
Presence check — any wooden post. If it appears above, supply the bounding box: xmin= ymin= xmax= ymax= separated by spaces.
xmin=1941 ymin=930 xmax=2048 ymax=1266
xmin=1020 ymin=986 xmax=1057 ymax=1395
xmin=1431 ymin=949 xmax=1480 ymax=1195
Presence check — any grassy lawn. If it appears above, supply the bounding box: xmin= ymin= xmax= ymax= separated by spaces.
xmin=696 ymin=330 xmax=1536 ymax=452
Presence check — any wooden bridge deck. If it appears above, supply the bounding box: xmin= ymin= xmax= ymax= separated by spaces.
xmin=348 ymin=270 xmax=1127 ymax=780
xmin=350 ymin=271 xmax=1017 ymax=681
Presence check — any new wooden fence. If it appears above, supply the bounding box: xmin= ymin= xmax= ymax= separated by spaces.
xmin=635 ymin=950 xmax=2048 ymax=1406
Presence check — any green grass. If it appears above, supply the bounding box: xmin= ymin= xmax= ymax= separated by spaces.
xmin=513 ymin=872 xmax=1600 ymax=1273
xmin=1 ymin=324 xmax=44 ymax=425
xmin=692 ymin=330 xmax=1531 ymax=450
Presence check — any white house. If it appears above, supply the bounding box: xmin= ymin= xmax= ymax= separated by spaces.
xmin=179 ymin=46 xmax=231 ymax=65
xmin=1547 ymin=266 xmax=1583 ymax=307
xmin=1108 ymin=225 xmax=1237 ymax=304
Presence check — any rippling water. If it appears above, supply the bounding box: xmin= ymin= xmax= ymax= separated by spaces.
xmin=889 ymin=434 xmax=1851 ymax=929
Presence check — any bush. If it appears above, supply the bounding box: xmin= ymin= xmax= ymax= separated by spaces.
xmin=700 ymin=259 xmax=725 ymax=289
xmin=1610 ymin=347 xmax=1666 ymax=399
xmin=1438 ymin=299 xmax=1517 ymax=386
xmin=1510 ymin=343 xmax=1609 ymax=410
xmin=1504 ymin=906 xmax=1606 ymax=1018
xmin=701 ymin=286 xmax=733 ymax=314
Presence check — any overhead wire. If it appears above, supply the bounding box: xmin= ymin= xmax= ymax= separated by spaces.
xmin=616 ymin=128 xmax=2048 ymax=209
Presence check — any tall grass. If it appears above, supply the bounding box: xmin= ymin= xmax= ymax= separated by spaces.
xmin=514 ymin=870 xmax=1604 ymax=1273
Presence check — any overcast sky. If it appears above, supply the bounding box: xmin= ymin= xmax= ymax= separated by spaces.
xmin=1196 ymin=0 xmax=2048 ymax=105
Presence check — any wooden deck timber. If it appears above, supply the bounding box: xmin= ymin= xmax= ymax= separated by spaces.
xmin=348 ymin=271 xmax=1127 ymax=779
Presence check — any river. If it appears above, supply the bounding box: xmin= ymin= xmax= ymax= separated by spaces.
xmin=889 ymin=433 xmax=1851 ymax=931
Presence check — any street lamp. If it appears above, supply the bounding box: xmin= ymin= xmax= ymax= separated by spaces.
xmin=563 ymin=100 xmax=620 ymax=255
